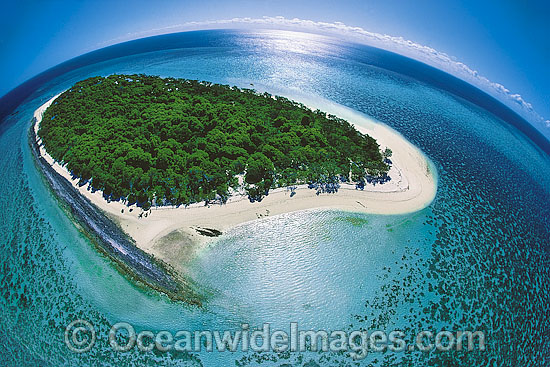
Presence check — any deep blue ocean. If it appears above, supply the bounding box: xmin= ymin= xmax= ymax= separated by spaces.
xmin=0 ymin=29 xmax=549 ymax=366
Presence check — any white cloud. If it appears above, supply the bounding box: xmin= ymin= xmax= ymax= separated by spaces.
xmin=97 ymin=16 xmax=549 ymax=136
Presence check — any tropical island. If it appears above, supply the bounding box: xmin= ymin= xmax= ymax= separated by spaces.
xmin=31 ymin=75 xmax=436 ymax=301
xmin=38 ymin=74 xmax=391 ymax=208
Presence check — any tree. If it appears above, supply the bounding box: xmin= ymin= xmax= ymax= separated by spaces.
xmin=39 ymin=74 xmax=389 ymax=208
xmin=245 ymin=152 xmax=274 ymax=184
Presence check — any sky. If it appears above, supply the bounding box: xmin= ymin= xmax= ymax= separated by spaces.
xmin=1 ymin=0 xmax=549 ymax=131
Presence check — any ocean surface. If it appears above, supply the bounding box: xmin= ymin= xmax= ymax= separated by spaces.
xmin=0 ymin=29 xmax=549 ymax=366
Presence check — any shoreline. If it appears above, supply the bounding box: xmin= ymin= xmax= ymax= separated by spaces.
xmin=30 ymin=100 xmax=204 ymax=305
xmin=33 ymin=92 xmax=437 ymax=272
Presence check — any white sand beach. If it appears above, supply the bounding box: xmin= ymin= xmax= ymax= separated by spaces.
xmin=33 ymin=93 xmax=437 ymax=270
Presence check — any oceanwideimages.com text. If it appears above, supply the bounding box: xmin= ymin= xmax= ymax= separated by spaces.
xmin=65 ymin=320 xmax=485 ymax=359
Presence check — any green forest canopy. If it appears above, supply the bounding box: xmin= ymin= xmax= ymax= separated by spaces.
xmin=38 ymin=74 xmax=389 ymax=209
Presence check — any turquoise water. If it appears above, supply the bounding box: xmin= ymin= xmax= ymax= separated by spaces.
xmin=0 ymin=30 xmax=549 ymax=366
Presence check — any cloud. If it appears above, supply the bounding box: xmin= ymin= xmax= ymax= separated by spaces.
xmin=97 ymin=16 xmax=549 ymax=136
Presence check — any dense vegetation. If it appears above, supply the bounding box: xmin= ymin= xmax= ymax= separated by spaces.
xmin=39 ymin=74 xmax=389 ymax=209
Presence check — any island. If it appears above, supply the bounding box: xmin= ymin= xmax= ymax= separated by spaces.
xmin=31 ymin=74 xmax=437 ymax=303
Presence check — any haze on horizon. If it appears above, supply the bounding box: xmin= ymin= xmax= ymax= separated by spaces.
xmin=1 ymin=0 xmax=548 ymax=135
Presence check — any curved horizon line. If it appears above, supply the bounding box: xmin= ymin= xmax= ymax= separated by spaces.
xmin=93 ymin=16 xmax=549 ymax=138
